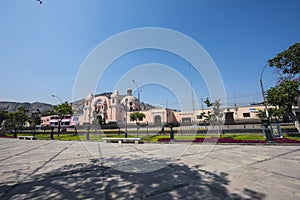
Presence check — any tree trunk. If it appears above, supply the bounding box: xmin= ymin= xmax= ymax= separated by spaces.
xmin=13 ymin=127 xmax=17 ymax=138
xmin=57 ymin=117 xmax=62 ymax=136
xmin=50 ymin=126 xmax=54 ymax=139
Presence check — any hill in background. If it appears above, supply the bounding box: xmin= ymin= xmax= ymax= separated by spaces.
xmin=0 ymin=102 xmax=53 ymax=113
xmin=0 ymin=97 xmax=157 ymax=114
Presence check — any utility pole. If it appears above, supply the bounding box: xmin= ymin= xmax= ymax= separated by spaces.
xmin=189 ymin=63 xmax=195 ymax=124
xmin=259 ymin=64 xmax=270 ymax=120
xmin=125 ymin=98 xmax=128 ymax=138
xmin=260 ymin=64 xmax=273 ymax=142
xmin=132 ymin=80 xmax=141 ymax=102
xmin=166 ymin=99 xmax=168 ymax=125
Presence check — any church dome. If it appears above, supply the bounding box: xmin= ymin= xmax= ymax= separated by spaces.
xmin=120 ymin=96 xmax=137 ymax=105
xmin=127 ymin=87 xmax=132 ymax=96
xmin=120 ymin=89 xmax=140 ymax=111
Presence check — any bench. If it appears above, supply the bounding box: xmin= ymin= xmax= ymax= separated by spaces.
xmin=17 ymin=136 xmax=36 ymax=140
xmin=102 ymin=137 xmax=141 ymax=144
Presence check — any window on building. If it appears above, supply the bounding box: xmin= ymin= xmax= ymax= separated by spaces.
xmin=182 ymin=117 xmax=191 ymax=124
xmin=243 ymin=113 xmax=251 ymax=118
xmin=196 ymin=115 xmax=202 ymax=119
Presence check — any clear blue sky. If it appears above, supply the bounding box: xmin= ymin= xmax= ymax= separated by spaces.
xmin=1 ymin=0 xmax=299 ymax=110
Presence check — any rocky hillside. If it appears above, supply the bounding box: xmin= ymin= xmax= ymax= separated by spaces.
xmin=0 ymin=102 xmax=53 ymax=113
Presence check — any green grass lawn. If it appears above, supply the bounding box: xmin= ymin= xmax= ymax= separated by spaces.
xmin=143 ymin=135 xmax=206 ymax=142
xmin=220 ymin=134 xmax=265 ymax=140
xmin=5 ymin=133 xmax=137 ymax=141
xmin=285 ymin=134 xmax=300 ymax=141
xmin=5 ymin=132 xmax=300 ymax=142
xmin=143 ymin=134 xmax=277 ymax=142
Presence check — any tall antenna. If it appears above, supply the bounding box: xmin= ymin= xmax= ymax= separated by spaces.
xmin=189 ymin=63 xmax=195 ymax=124
xmin=166 ymin=99 xmax=168 ymax=124
xmin=234 ymin=91 xmax=237 ymax=107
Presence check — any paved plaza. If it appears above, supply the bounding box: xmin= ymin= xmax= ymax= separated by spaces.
xmin=0 ymin=138 xmax=299 ymax=200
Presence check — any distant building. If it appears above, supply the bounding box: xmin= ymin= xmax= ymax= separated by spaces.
xmin=69 ymin=87 xmax=300 ymax=128
xmin=41 ymin=89 xmax=300 ymax=128
xmin=78 ymin=88 xmax=279 ymax=127
xmin=81 ymin=88 xmax=179 ymax=127
xmin=41 ymin=115 xmax=72 ymax=128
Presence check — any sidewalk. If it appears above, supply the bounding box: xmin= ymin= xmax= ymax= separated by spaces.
xmin=0 ymin=138 xmax=299 ymax=199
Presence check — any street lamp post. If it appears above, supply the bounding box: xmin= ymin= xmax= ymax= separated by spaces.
xmin=51 ymin=94 xmax=64 ymax=136
xmin=51 ymin=94 xmax=63 ymax=104
xmin=132 ymin=80 xmax=141 ymax=103
xmin=259 ymin=64 xmax=269 ymax=120
xmin=125 ymin=98 xmax=128 ymax=138
xmin=260 ymin=64 xmax=273 ymax=142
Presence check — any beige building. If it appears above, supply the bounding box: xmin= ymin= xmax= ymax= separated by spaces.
xmin=193 ymin=105 xmax=265 ymax=125
xmin=79 ymin=89 xmax=269 ymax=127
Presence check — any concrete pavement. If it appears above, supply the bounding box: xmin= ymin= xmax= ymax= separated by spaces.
xmin=0 ymin=138 xmax=299 ymax=199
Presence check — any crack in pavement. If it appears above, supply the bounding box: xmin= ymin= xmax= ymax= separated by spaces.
xmin=26 ymin=141 xmax=76 ymax=179
xmin=249 ymin=165 xmax=300 ymax=181
xmin=0 ymin=140 xmax=56 ymax=162
xmin=179 ymin=145 xmax=240 ymax=159
xmin=1 ymin=141 xmax=76 ymax=199
xmin=248 ymin=148 xmax=300 ymax=166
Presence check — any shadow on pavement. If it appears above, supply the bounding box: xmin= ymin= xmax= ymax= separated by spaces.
xmin=0 ymin=156 xmax=266 ymax=200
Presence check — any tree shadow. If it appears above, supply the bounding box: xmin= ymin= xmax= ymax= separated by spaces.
xmin=1 ymin=156 xmax=266 ymax=200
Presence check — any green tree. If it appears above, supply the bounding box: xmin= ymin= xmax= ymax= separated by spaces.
xmin=266 ymin=80 xmax=299 ymax=121
xmin=267 ymin=43 xmax=300 ymax=132
xmin=201 ymin=99 xmax=224 ymax=133
xmin=4 ymin=107 xmax=28 ymax=137
xmin=41 ymin=109 xmax=55 ymax=117
xmin=14 ymin=107 xmax=28 ymax=128
xmin=257 ymin=107 xmax=285 ymax=121
xmin=130 ymin=111 xmax=146 ymax=137
xmin=28 ymin=110 xmax=41 ymax=127
xmin=204 ymin=97 xmax=213 ymax=107
xmin=53 ymin=102 xmax=73 ymax=136
xmin=6 ymin=112 xmax=15 ymax=128
xmin=0 ymin=110 xmax=9 ymax=127
xmin=268 ymin=42 xmax=300 ymax=79
xmin=200 ymin=111 xmax=212 ymax=124
xmin=130 ymin=112 xmax=146 ymax=122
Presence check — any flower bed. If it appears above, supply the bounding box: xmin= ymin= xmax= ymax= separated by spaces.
xmin=273 ymin=138 xmax=300 ymax=143
xmin=157 ymin=137 xmax=300 ymax=144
